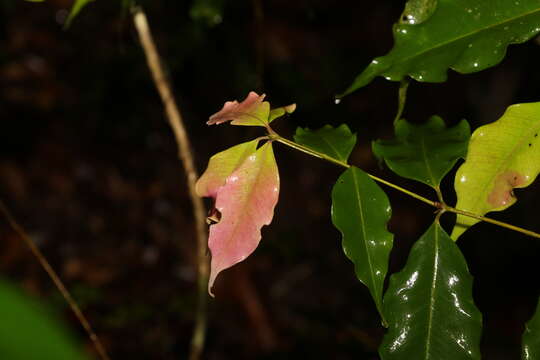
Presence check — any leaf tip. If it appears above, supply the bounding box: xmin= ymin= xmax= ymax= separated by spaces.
xmin=208 ymin=92 xmax=269 ymax=126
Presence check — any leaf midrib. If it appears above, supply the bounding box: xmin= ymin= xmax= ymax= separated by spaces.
xmin=395 ymin=6 xmax=540 ymax=70
xmin=420 ymin=136 xmax=437 ymax=186
xmin=424 ymin=225 xmax=440 ymax=360
xmin=351 ymin=170 xmax=379 ymax=305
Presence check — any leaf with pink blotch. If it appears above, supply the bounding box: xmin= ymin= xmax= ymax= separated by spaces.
xmin=198 ymin=141 xmax=280 ymax=296
xmin=195 ymin=139 xmax=260 ymax=198
xmin=207 ymin=91 xmax=270 ymax=127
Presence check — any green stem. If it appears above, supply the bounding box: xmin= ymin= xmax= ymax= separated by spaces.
xmin=394 ymin=78 xmax=410 ymax=125
xmin=445 ymin=206 xmax=540 ymax=239
xmin=270 ymin=134 xmax=437 ymax=208
xmin=270 ymin=132 xmax=540 ymax=239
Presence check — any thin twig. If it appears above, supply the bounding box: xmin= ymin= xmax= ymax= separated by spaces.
xmin=0 ymin=199 xmax=111 ymax=360
xmin=270 ymin=132 xmax=540 ymax=239
xmin=446 ymin=206 xmax=540 ymax=239
xmin=132 ymin=7 xmax=209 ymax=360
xmin=271 ymin=134 xmax=438 ymax=208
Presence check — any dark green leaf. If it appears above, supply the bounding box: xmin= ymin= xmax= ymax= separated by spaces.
xmin=340 ymin=0 xmax=540 ymax=97
xmin=522 ymin=297 xmax=540 ymax=359
xmin=64 ymin=0 xmax=95 ymax=29
xmin=331 ymin=166 xmax=393 ymax=321
xmin=372 ymin=116 xmax=470 ymax=188
xmin=0 ymin=279 xmax=89 ymax=360
xmin=380 ymin=222 xmax=482 ymax=360
xmin=400 ymin=0 xmax=437 ymax=25
xmin=294 ymin=124 xmax=357 ymax=163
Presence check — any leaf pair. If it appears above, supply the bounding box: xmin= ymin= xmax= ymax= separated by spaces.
xmin=197 ymin=92 xmax=294 ymax=295
xmin=367 ymin=117 xmax=483 ymax=358
xmin=297 ymin=124 xmax=482 ymax=358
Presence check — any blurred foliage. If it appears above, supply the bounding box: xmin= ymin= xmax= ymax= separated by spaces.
xmin=0 ymin=278 xmax=89 ymax=360
xmin=190 ymin=0 xmax=224 ymax=27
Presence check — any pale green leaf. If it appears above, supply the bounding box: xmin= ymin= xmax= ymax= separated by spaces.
xmin=452 ymin=102 xmax=540 ymax=239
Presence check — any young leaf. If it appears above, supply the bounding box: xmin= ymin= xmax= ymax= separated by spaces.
xmin=64 ymin=0 xmax=94 ymax=29
xmin=269 ymin=103 xmax=296 ymax=123
xmin=380 ymin=222 xmax=482 ymax=360
xmin=196 ymin=139 xmax=260 ymax=198
xmin=203 ymin=142 xmax=279 ymax=295
xmin=340 ymin=0 xmax=540 ymax=97
xmin=0 ymin=279 xmax=90 ymax=360
xmin=523 ymin=297 xmax=540 ymax=360
xmin=207 ymin=91 xmax=270 ymax=127
xmin=372 ymin=116 xmax=470 ymax=188
xmin=294 ymin=124 xmax=357 ymax=163
xmin=452 ymin=102 xmax=540 ymax=239
xmin=331 ymin=166 xmax=393 ymax=320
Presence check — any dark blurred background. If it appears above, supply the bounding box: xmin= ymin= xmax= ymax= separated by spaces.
xmin=1 ymin=0 xmax=540 ymax=359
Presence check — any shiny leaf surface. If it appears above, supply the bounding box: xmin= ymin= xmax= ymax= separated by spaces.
xmin=452 ymin=102 xmax=540 ymax=239
xmin=523 ymin=297 xmax=540 ymax=360
xmin=331 ymin=167 xmax=393 ymax=319
xmin=0 ymin=279 xmax=89 ymax=360
xmin=204 ymin=142 xmax=279 ymax=295
xmin=341 ymin=0 xmax=540 ymax=96
xmin=294 ymin=124 xmax=357 ymax=162
xmin=373 ymin=116 xmax=470 ymax=188
xmin=380 ymin=223 xmax=482 ymax=360
xmin=400 ymin=0 xmax=438 ymax=25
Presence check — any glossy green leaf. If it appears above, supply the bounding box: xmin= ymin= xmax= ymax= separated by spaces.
xmin=522 ymin=297 xmax=540 ymax=360
xmin=294 ymin=124 xmax=357 ymax=163
xmin=64 ymin=0 xmax=95 ymax=29
xmin=372 ymin=116 xmax=470 ymax=188
xmin=0 ymin=279 xmax=90 ymax=360
xmin=400 ymin=0 xmax=437 ymax=25
xmin=452 ymin=102 xmax=540 ymax=239
xmin=331 ymin=166 xmax=393 ymax=320
xmin=380 ymin=223 xmax=482 ymax=360
xmin=340 ymin=0 xmax=540 ymax=97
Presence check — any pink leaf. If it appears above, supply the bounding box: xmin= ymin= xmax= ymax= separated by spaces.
xmin=206 ymin=142 xmax=279 ymax=296
xmin=207 ymin=91 xmax=270 ymax=127
xmin=195 ymin=139 xmax=260 ymax=198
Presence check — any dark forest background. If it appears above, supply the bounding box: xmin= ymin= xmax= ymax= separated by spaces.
xmin=1 ymin=1 xmax=540 ymax=359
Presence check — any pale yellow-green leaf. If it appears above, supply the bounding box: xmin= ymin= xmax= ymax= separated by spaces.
xmin=452 ymin=102 xmax=540 ymax=239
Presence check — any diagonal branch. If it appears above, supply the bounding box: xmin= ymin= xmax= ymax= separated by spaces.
xmin=0 ymin=199 xmax=111 ymax=360
xmin=132 ymin=7 xmax=209 ymax=360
